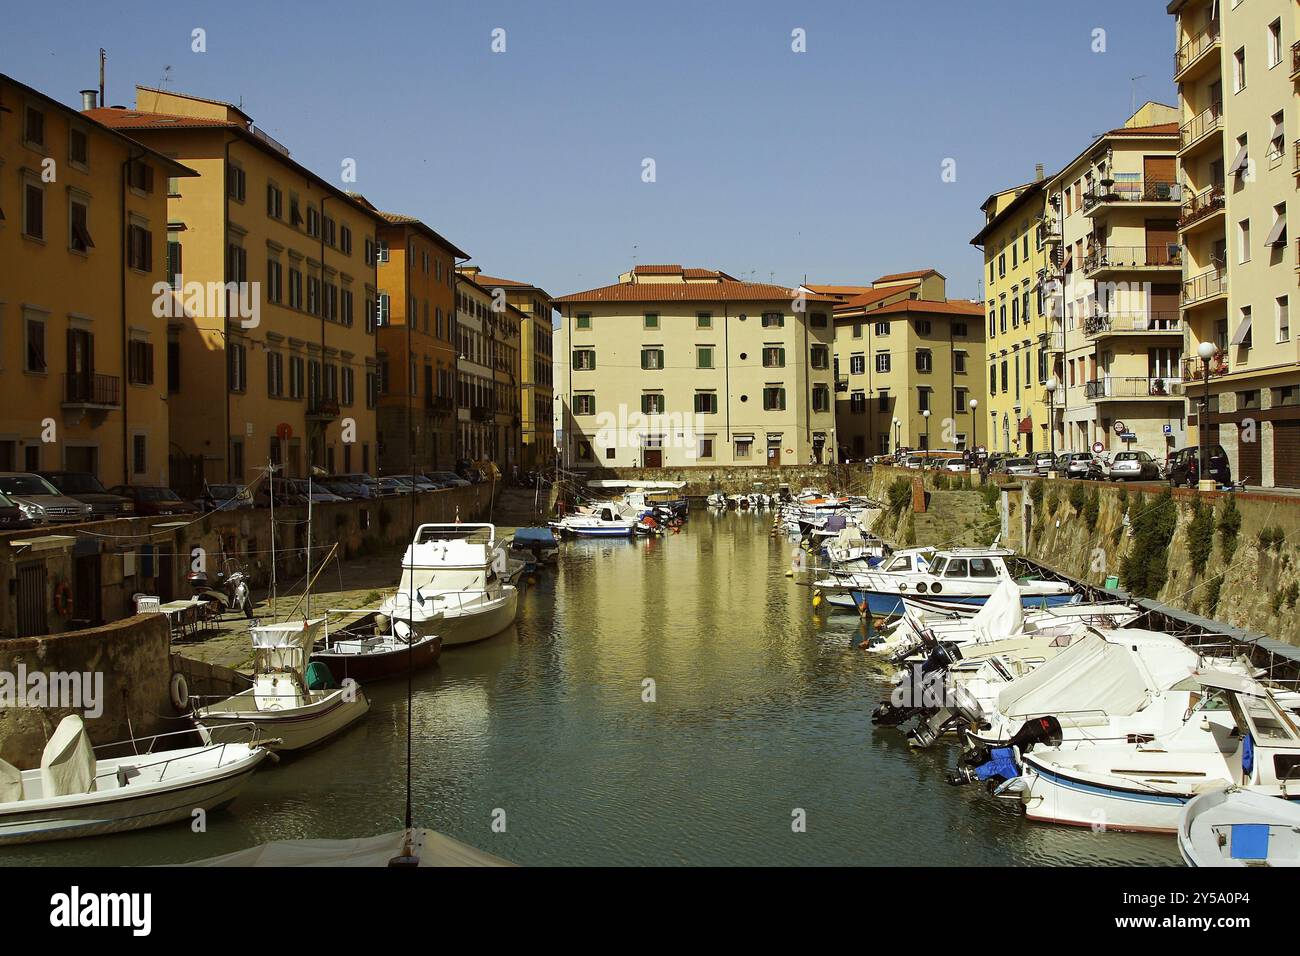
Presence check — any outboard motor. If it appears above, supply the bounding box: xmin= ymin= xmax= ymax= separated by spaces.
xmin=948 ymin=715 xmax=1063 ymax=788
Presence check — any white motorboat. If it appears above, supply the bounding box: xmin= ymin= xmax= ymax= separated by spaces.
xmin=379 ymin=523 xmax=519 ymax=646
xmin=1179 ymin=787 xmax=1300 ymax=866
xmin=194 ymin=618 xmax=371 ymax=752
xmin=550 ymin=502 xmax=638 ymax=537
xmin=311 ymin=608 xmax=443 ymax=683
xmin=0 ymin=715 xmax=269 ymax=845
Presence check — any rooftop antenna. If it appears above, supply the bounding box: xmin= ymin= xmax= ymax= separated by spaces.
xmin=1129 ymin=74 xmax=1147 ymax=115
xmin=98 ymin=48 xmax=106 ymax=105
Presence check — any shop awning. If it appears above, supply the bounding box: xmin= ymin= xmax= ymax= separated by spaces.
xmin=1018 ymin=417 xmax=1033 ymax=433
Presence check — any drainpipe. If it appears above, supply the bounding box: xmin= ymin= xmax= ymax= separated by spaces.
xmin=222 ymin=138 xmax=233 ymax=481
xmin=318 ymin=194 xmax=330 ymax=472
xmin=723 ymin=303 xmax=731 ymax=453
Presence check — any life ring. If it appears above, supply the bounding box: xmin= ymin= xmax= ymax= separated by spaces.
xmin=53 ymin=581 xmax=73 ymax=617
xmin=169 ymin=672 xmax=190 ymax=711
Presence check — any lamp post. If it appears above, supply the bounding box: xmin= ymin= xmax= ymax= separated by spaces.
xmin=969 ymin=398 xmax=980 ymax=473
xmin=1197 ymin=341 xmax=1218 ymax=490
xmin=892 ymin=416 xmax=901 ymax=454
xmin=1044 ymin=377 xmax=1058 ymax=478
xmin=922 ymin=408 xmax=931 ymax=453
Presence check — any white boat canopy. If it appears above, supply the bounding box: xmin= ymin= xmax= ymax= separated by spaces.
xmin=969 ymin=578 xmax=1024 ymax=643
xmin=585 ymin=480 xmax=686 ymax=491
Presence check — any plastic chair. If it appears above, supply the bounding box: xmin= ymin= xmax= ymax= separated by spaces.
xmin=135 ymin=595 xmax=162 ymax=614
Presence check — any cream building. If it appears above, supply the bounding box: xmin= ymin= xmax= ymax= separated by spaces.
xmin=553 ymin=265 xmax=837 ymax=468
xmin=1170 ymin=0 xmax=1300 ymax=487
xmin=1046 ymin=103 xmax=1188 ymax=456
xmin=454 ymin=274 xmax=497 ymax=463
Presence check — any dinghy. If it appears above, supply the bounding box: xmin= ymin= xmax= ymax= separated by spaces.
xmin=0 ymin=715 xmax=268 ymax=845
xmin=1179 ymin=787 xmax=1300 ymax=867
xmin=310 ymin=608 xmax=443 ymax=684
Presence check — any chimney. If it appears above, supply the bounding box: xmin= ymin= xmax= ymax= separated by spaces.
xmin=79 ymin=89 xmax=98 ymax=111
xmin=1035 ymin=163 xmax=1045 ymax=182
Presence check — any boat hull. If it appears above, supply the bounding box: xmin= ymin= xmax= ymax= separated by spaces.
xmin=312 ymin=634 xmax=442 ymax=684
xmin=829 ymin=589 xmax=1076 ymax=617
xmin=1021 ymin=761 xmax=1193 ymax=834
xmin=195 ymin=686 xmax=371 ymax=752
xmin=440 ymin=590 xmax=519 ymax=646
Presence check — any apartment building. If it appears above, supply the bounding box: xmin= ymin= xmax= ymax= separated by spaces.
xmin=459 ymin=268 xmax=556 ymax=470
xmin=553 ymin=265 xmax=838 ymax=468
xmin=455 ymin=273 xmax=501 ymax=464
xmin=1171 ymin=0 xmax=1300 ymax=487
xmin=88 ymin=86 xmax=384 ymax=489
xmin=1045 ymin=103 xmax=1188 ymax=456
xmin=815 ymin=271 xmax=984 ymax=458
xmin=0 ymin=75 xmax=194 ymax=485
xmin=970 ymin=176 xmax=1058 ymax=455
xmin=354 ymin=201 xmax=467 ymax=475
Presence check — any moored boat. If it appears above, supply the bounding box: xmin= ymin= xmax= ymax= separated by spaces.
xmin=310 ymin=608 xmax=443 ymax=684
xmin=1179 ymin=787 xmax=1300 ymax=866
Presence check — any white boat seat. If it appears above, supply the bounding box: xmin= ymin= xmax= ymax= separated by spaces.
xmin=0 ymin=757 xmax=22 ymax=803
xmin=40 ymin=714 xmax=97 ymax=797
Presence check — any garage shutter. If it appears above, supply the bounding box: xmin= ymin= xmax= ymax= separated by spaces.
xmin=1274 ymin=420 xmax=1300 ymax=488
xmin=1236 ymin=422 xmax=1262 ymax=485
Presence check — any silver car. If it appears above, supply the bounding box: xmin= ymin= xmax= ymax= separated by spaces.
xmin=0 ymin=472 xmax=94 ymax=524
xmin=1108 ymin=450 xmax=1160 ymax=481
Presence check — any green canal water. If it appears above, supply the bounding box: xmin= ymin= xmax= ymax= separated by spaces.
xmin=3 ymin=511 xmax=1180 ymax=866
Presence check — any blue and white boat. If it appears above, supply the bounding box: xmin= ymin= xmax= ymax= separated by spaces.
xmin=1179 ymin=787 xmax=1300 ymax=867
xmin=550 ymin=503 xmax=639 ymax=538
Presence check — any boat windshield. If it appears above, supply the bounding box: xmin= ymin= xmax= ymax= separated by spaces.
xmin=885 ymin=556 xmax=913 ymax=572
xmin=928 ymin=557 xmax=947 ymax=575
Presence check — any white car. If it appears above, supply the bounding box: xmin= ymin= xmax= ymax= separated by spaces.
xmin=943 ymin=459 xmax=970 ymax=472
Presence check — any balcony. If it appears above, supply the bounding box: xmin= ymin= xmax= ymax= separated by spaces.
xmin=1084 ymin=244 xmax=1182 ymax=277
xmin=1182 ymin=265 xmax=1228 ymax=307
xmin=1084 ymin=376 xmax=1184 ymax=401
xmin=306 ymin=397 xmax=340 ymax=421
xmin=1175 ymin=20 xmax=1221 ymax=82
xmin=1178 ymin=183 xmax=1226 ymax=232
xmin=1039 ymin=330 xmax=1064 ymax=353
xmin=834 ymin=376 xmax=849 ymax=393
xmin=1084 ymin=311 xmax=1182 ymax=338
xmin=62 ymin=373 xmax=121 ymax=409
xmin=1037 ymin=217 xmax=1062 ymax=245
xmin=471 ymin=405 xmax=493 ymax=423
xmin=1179 ymin=355 xmax=1230 ymax=381
xmin=425 ymin=394 xmax=454 ymax=414
xmin=1293 ymin=40 xmax=1300 ymax=80
xmin=1294 ymin=140 xmax=1300 ymax=176
xmin=1180 ymin=102 xmax=1223 ymax=156
xmin=1083 ymin=179 xmax=1181 ymax=214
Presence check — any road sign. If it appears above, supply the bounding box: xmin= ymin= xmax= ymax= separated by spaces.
xmin=1121 ymin=432 xmax=1138 ymax=442
xmin=1163 ymin=424 xmax=1172 ymax=435
xmin=1092 ymin=441 xmax=1104 ymax=454
xmin=1113 ymin=420 xmax=1127 ymax=436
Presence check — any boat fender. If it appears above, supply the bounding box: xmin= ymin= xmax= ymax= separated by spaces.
xmin=169 ymin=672 xmax=190 ymax=711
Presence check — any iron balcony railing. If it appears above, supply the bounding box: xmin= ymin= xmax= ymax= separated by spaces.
xmin=1180 ymin=102 xmax=1223 ymax=150
xmin=834 ymin=376 xmax=849 ymax=393
xmin=1293 ymin=39 xmax=1300 ymax=76
xmin=1039 ymin=330 xmax=1065 ymax=352
xmin=306 ymin=397 xmax=340 ymax=419
xmin=1083 ymin=180 xmax=1181 ymax=210
xmin=63 ymin=372 xmax=121 ymax=406
xmin=1182 ymin=265 xmax=1228 ymax=305
xmin=1084 ymin=244 xmax=1182 ymax=272
xmin=1084 ymin=311 xmax=1182 ymax=337
xmin=1084 ymin=375 xmax=1184 ymax=400
xmin=1180 ymin=356 xmax=1230 ymax=381
xmin=1179 ymin=183 xmax=1226 ymax=228
xmin=1175 ymin=20 xmax=1220 ymax=75
xmin=1294 ymin=140 xmax=1300 ymax=174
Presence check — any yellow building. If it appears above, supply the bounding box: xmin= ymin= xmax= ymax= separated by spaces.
xmin=970 ymin=175 xmax=1058 ymax=455
xmin=459 ymin=268 xmax=555 ymax=471
xmin=0 ymin=74 xmax=194 ymax=485
xmin=89 ymin=86 xmax=384 ymax=488
xmin=554 ymin=265 xmax=838 ymax=468
xmin=454 ymin=273 xmax=500 ymax=464
xmin=813 ymin=271 xmax=985 ymax=457
xmin=1046 ymin=104 xmax=1186 ymax=457
xmin=1170 ymin=0 xmax=1300 ymax=487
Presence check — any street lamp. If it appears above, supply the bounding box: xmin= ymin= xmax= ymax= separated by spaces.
xmin=892 ymin=416 xmax=901 ymax=454
xmin=1044 ymin=377 xmax=1058 ymax=477
xmin=969 ymin=398 xmax=979 ymax=470
xmin=1197 ymin=341 xmax=1219 ymax=490
xmin=922 ymin=408 xmax=931 ymax=452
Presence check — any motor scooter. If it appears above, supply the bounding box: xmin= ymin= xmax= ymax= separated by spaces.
xmin=186 ymin=559 xmax=253 ymax=618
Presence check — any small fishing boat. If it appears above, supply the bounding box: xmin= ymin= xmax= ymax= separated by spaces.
xmin=379 ymin=523 xmax=519 ymax=646
xmin=1179 ymin=787 xmax=1300 ymax=867
xmin=551 ymin=503 xmax=639 ymax=537
xmin=0 ymin=715 xmax=269 ymax=845
xmin=194 ymin=619 xmax=371 ymax=752
xmin=310 ymin=608 xmax=443 ymax=684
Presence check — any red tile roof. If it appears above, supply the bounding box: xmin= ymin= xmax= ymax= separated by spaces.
xmin=83 ymin=107 xmax=239 ymax=130
xmin=868 ymin=298 xmax=984 ymax=317
xmin=833 ymin=284 xmax=918 ymax=313
xmin=874 ymin=268 xmax=942 ymax=283
xmin=556 ymin=280 xmax=834 ymax=305
xmin=632 ymin=264 xmax=684 ymax=275
xmin=1108 ymin=122 xmax=1178 ymax=136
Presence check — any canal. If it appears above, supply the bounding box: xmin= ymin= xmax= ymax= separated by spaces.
xmin=2 ymin=510 xmax=1179 ymax=866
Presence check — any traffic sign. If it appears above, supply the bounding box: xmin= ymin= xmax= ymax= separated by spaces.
xmin=1092 ymin=441 xmax=1104 ymax=454
xmin=1113 ymin=421 xmax=1127 ymax=436
xmin=1163 ymin=424 xmax=1172 ymax=435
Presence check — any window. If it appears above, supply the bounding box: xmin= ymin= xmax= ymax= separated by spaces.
xmin=762 ymin=387 xmax=786 ymax=411
xmin=267 ymin=258 xmax=283 ymax=304
xmin=1239 ymin=305 xmax=1253 ymax=349
xmin=573 ymin=349 xmax=596 ymax=370
xmin=1270 ymin=112 xmax=1285 ymax=160
xmin=761 ymin=312 xmax=784 ymax=328
xmin=998 ymin=252 xmax=1006 ymax=278
xmin=69 ymin=197 xmax=94 ymax=253
xmin=289 ymin=356 xmax=305 ymax=398
xmin=762 ymin=346 xmax=785 ymax=368
xmin=916 ymin=349 xmax=932 ymax=373
xmin=266 ymin=351 xmax=284 ymax=397
xmin=1233 ymin=46 xmax=1246 ymax=93
xmin=69 ymin=127 xmax=88 ymax=167
xmin=810 ymin=312 xmax=827 ymax=329
xmin=954 ymin=351 xmax=967 ymax=373
xmin=226 ymin=164 xmax=246 ymax=201
xmin=644 ymin=312 xmax=660 ymax=330
xmin=852 ymin=323 xmax=862 ymax=339
xmin=874 ymin=321 xmax=890 ymax=336
xmin=127 ymin=223 xmax=152 ymax=271
xmin=735 ymin=437 xmax=753 ymax=459
xmin=576 ymin=440 xmax=593 ymax=462
xmin=228 ymin=342 xmax=247 ymax=392
xmin=1266 ymin=203 xmax=1287 ymax=248
xmin=1000 ymin=360 xmax=1008 ymax=392
xmin=955 ymin=387 xmax=968 ymax=411
xmin=1238 ymin=218 xmax=1251 ymax=263
xmin=914 ymin=319 xmax=932 ymax=335
xmin=812 ymin=384 xmax=830 ymax=413
xmin=697 ymin=346 xmax=714 ymax=369
xmin=25 ymin=314 xmax=46 ymax=372
xmin=132 ymin=434 xmax=147 ymax=476
xmin=267 ymin=184 xmax=283 ymax=219
xmin=952 ymin=321 xmax=968 ymax=337
xmin=575 ymin=312 xmax=591 ymax=330
xmin=641 ymin=348 xmax=664 ymax=370
xmin=697 ymin=436 xmax=715 ymax=460
xmin=341 ymin=225 xmax=352 ymax=255
xmin=918 ymin=388 xmax=931 ymax=412
xmin=694 ymin=392 xmax=718 ymax=414
xmin=24 ymin=105 xmax=44 ymax=147
xmin=23 ymin=180 xmax=43 ymax=239
xmin=1278 ymin=296 xmax=1291 ymax=342
xmin=810 ymin=345 xmax=829 ymax=369
xmin=128 ymin=340 xmax=154 ymax=385
xmin=306 ymin=205 xmax=320 ymax=237
xmin=166 ymin=237 xmax=183 ymax=287
xmin=127 ymin=159 xmax=154 ymax=193
xmin=574 ymin=393 xmax=595 ymax=415
xmin=850 ymin=392 xmax=866 ymax=414
xmin=878 ymin=390 xmax=890 ymax=412
xmin=641 ymin=393 xmax=665 ymax=414
xmin=289 ymin=268 xmax=303 ymax=309
xmin=307 ymin=276 xmax=321 ymax=315
xmin=873 ymin=353 xmax=889 ymax=374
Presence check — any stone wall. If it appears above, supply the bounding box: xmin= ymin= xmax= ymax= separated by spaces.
xmin=566 ymin=463 xmax=877 ymax=497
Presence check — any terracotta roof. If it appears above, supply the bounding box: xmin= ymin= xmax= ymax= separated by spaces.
xmin=874 ymin=268 xmax=942 ymax=283
xmin=631 ymin=264 xmax=684 ymax=275
xmin=833 ymin=284 xmax=919 ymax=313
xmin=470 ymin=273 xmax=527 ymax=287
xmin=371 ymin=209 xmax=470 ymax=259
xmin=82 ymin=107 xmax=238 ymax=130
xmin=804 ymin=284 xmax=876 ymax=296
xmin=556 ymin=280 xmax=834 ymax=305
xmin=1108 ymin=122 xmax=1178 ymax=136
xmin=867 ymin=298 xmax=983 ymax=317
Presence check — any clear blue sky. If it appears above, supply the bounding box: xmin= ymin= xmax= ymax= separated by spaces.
xmin=4 ymin=0 xmax=1177 ymax=300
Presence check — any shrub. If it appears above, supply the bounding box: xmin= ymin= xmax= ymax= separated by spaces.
xmin=1257 ymin=526 xmax=1286 ymax=551
xmin=1203 ymin=577 xmax=1223 ymax=616
xmin=1028 ymin=480 xmax=1045 ymax=511
xmin=1084 ymin=487 xmax=1101 ymax=532
xmin=1120 ymin=488 xmax=1177 ymax=598
xmin=1287 ymin=581 xmax=1300 ymax=610
xmin=1186 ymin=496 xmax=1215 ymax=577
xmin=887 ymin=478 xmax=912 ymax=515
xmin=1217 ymin=495 xmax=1242 ymax=563
xmin=981 ymin=481 xmax=1000 ymax=512
xmin=1068 ymin=482 xmax=1087 ymax=514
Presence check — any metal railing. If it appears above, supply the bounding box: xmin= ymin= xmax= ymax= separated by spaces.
xmin=1294 ymin=140 xmax=1300 ymax=174
xmin=1084 ymin=376 xmax=1184 ymax=399
xmin=1175 ymin=20 xmax=1220 ymax=75
xmin=1180 ymin=356 xmax=1230 ymax=380
xmin=1180 ymin=101 xmax=1223 ymax=150
xmin=1083 ymin=180 xmax=1181 ymax=210
xmin=1084 ymin=311 xmax=1182 ymax=336
xmin=1084 ymin=244 xmax=1182 ymax=272
xmin=1293 ymin=39 xmax=1300 ymax=75
xmin=1182 ymin=265 xmax=1228 ymax=305
xmin=306 ymin=396 xmax=340 ymax=418
xmin=1179 ymin=183 xmax=1226 ymax=228
xmin=63 ymin=372 xmax=121 ymax=406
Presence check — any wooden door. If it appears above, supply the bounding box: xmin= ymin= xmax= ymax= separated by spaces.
xmin=16 ymin=562 xmax=47 ymax=638
xmin=643 ymin=448 xmax=662 ymax=468
xmin=1144 ymin=220 xmax=1179 ymax=266
xmin=1272 ymin=420 xmax=1300 ymax=488
xmin=767 ymin=445 xmax=781 ymax=467
xmin=1236 ymin=422 xmax=1261 ymax=485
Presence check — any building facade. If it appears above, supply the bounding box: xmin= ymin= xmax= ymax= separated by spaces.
xmin=554 ymin=265 xmax=838 ymax=468
xmin=89 ymin=86 xmax=383 ymax=490
xmin=816 ymin=271 xmax=985 ymax=458
xmin=455 ymin=274 xmax=499 ymax=464
xmin=1046 ymin=104 xmax=1188 ymax=457
xmin=1171 ymin=0 xmax=1300 ymax=487
xmin=0 ymin=75 xmax=193 ymax=486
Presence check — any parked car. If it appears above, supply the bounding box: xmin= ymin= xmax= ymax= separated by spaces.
xmin=1107 ymin=450 xmax=1161 ymax=481
xmin=0 ymin=491 xmax=35 ymax=530
xmin=1059 ymin=452 xmax=1104 ymax=480
xmin=375 ymin=476 xmax=413 ymax=496
xmin=392 ymin=474 xmax=439 ymax=493
xmin=283 ymin=478 xmax=346 ymax=504
xmin=108 ymin=485 xmax=200 ymax=517
xmin=36 ymin=471 xmax=134 ymax=518
xmin=943 ymin=458 xmax=970 ymax=473
xmin=424 ymin=470 xmax=470 ymax=488
xmin=1167 ymin=445 xmax=1232 ymax=488
xmin=320 ymin=478 xmax=373 ymax=500
xmin=1032 ymin=452 xmax=1057 ymax=476
xmin=195 ymin=482 xmax=255 ymax=512
xmin=0 ymin=473 xmax=94 ymax=524
xmin=999 ymin=457 xmax=1037 ymax=477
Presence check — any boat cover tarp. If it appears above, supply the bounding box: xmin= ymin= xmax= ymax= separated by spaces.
xmin=513 ymin=527 xmax=557 ymax=546
xmin=251 ymin=619 xmax=322 ymax=672
xmin=40 ymin=714 xmax=96 ymax=797
xmin=0 ymin=758 xmax=22 ymax=803
xmin=996 ymin=629 xmax=1197 ymax=719
xmin=181 ymin=827 xmax=514 ymax=867
xmin=971 ymin=578 xmax=1024 ymax=644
